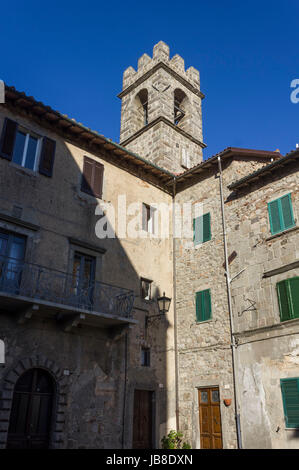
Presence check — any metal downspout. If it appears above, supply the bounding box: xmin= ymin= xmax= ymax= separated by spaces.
xmin=172 ymin=176 xmax=180 ymax=431
xmin=217 ymin=156 xmax=242 ymax=449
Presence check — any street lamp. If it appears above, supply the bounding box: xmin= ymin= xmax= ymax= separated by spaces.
xmin=145 ymin=292 xmax=172 ymax=327
xmin=157 ymin=292 xmax=172 ymax=315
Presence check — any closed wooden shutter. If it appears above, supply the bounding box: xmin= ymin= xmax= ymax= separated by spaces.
xmin=277 ymin=280 xmax=291 ymax=322
xmin=202 ymin=213 xmax=211 ymax=243
xmin=196 ymin=289 xmax=212 ymax=322
xmin=194 ymin=213 xmax=211 ymax=245
xmin=39 ymin=137 xmax=56 ymax=177
xmin=281 ymin=194 xmax=295 ymax=230
xmin=277 ymin=277 xmax=299 ymax=322
xmin=289 ymin=277 xmax=299 ymax=318
xmin=0 ymin=118 xmax=18 ymax=160
xmin=93 ymin=161 xmax=104 ymax=199
xmin=81 ymin=157 xmax=104 ymax=198
xmin=280 ymin=378 xmax=299 ymax=428
xmin=268 ymin=199 xmax=282 ymax=234
xmin=81 ymin=157 xmax=94 ymax=194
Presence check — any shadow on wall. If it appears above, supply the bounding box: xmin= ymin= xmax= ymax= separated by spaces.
xmin=0 ymin=114 xmax=170 ymax=449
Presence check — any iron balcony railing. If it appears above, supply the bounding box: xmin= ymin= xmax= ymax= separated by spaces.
xmin=0 ymin=256 xmax=135 ymax=319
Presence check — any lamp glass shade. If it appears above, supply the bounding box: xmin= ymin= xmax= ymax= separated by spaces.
xmin=157 ymin=293 xmax=171 ymax=314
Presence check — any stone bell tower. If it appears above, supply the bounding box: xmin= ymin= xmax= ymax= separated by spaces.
xmin=118 ymin=41 xmax=205 ymax=173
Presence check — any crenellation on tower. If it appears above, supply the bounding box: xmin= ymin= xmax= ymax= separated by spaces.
xmin=122 ymin=66 xmax=136 ymax=89
xmin=170 ymin=54 xmax=185 ymax=73
xmin=119 ymin=41 xmax=205 ymax=173
xmin=137 ymin=53 xmax=151 ymax=72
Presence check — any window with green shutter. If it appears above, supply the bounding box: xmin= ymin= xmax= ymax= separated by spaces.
xmin=193 ymin=213 xmax=211 ymax=246
xmin=268 ymin=194 xmax=295 ymax=235
xmin=196 ymin=289 xmax=212 ymax=322
xmin=277 ymin=277 xmax=299 ymax=322
xmin=280 ymin=378 xmax=299 ymax=428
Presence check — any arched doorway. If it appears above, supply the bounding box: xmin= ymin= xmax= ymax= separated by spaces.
xmin=7 ymin=368 xmax=55 ymax=449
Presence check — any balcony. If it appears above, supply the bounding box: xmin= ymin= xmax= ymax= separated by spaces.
xmin=0 ymin=256 xmax=136 ymax=331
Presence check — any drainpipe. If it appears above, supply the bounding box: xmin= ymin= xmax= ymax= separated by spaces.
xmin=172 ymin=177 xmax=180 ymax=431
xmin=217 ymin=156 xmax=242 ymax=449
xmin=121 ymin=331 xmax=128 ymax=448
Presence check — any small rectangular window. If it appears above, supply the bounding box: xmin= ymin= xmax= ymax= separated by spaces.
xmin=268 ymin=194 xmax=295 ymax=235
xmin=142 ymin=203 xmax=156 ymax=234
xmin=194 ymin=213 xmax=211 ymax=246
xmin=141 ymin=278 xmax=152 ymax=300
xmin=281 ymin=378 xmax=299 ymax=428
xmin=141 ymin=348 xmax=150 ymax=367
xmin=277 ymin=277 xmax=299 ymax=322
xmin=195 ymin=289 xmax=212 ymax=322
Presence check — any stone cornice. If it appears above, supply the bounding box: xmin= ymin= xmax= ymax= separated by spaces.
xmin=120 ymin=115 xmax=206 ymax=149
xmin=117 ymin=61 xmax=205 ymax=100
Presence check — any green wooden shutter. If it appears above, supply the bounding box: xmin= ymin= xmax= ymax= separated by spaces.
xmin=280 ymin=194 xmax=295 ymax=230
xmin=196 ymin=289 xmax=212 ymax=322
xmin=268 ymin=199 xmax=282 ymax=234
xmin=277 ymin=280 xmax=291 ymax=322
xmin=202 ymin=213 xmax=211 ymax=243
xmin=288 ymin=277 xmax=299 ymax=319
xmin=203 ymin=289 xmax=212 ymax=321
xmin=281 ymin=378 xmax=299 ymax=428
xmin=194 ymin=213 xmax=211 ymax=245
xmin=196 ymin=291 xmax=204 ymax=322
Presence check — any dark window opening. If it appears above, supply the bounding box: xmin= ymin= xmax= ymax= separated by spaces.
xmin=135 ymin=89 xmax=148 ymax=128
xmin=71 ymin=251 xmax=96 ymax=308
xmin=0 ymin=229 xmax=26 ymax=294
xmin=141 ymin=348 xmax=151 ymax=367
xmin=174 ymin=89 xmax=187 ymax=126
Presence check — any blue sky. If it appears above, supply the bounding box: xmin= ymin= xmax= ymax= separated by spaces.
xmin=1 ymin=0 xmax=299 ymax=158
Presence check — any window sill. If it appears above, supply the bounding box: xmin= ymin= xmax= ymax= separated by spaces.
xmin=266 ymin=226 xmax=298 ymax=241
xmin=194 ymin=239 xmax=213 ymax=249
xmin=78 ymin=190 xmax=103 ymax=202
xmin=196 ymin=319 xmax=213 ymax=325
xmin=9 ymin=162 xmax=37 ymax=177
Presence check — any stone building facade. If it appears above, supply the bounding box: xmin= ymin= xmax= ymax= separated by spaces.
xmin=0 ymin=41 xmax=299 ymax=449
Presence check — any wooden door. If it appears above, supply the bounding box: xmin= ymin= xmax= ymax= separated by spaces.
xmin=198 ymin=387 xmax=223 ymax=449
xmin=132 ymin=390 xmax=153 ymax=449
xmin=7 ymin=369 xmax=55 ymax=449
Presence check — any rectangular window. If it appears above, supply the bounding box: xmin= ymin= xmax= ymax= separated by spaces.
xmin=72 ymin=252 xmax=96 ymax=307
xmin=141 ymin=348 xmax=150 ymax=367
xmin=280 ymin=378 xmax=299 ymax=428
xmin=194 ymin=213 xmax=211 ymax=246
xmin=81 ymin=156 xmax=104 ymax=199
xmin=0 ymin=118 xmax=56 ymax=176
xmin=11 ymin=128 xmax=41 ymax=171
xmin=0 ymin=229 xmax=26 ymax=294
xmin=268 ymin=194 xmax=295 ymax=235
xmin=195 ymin=289 xmax=212 ymax=322
xmin=277 ymin=277 xmax=299 ymax=322
xmin=142 ymin=203 xmax=156 ymax=234
xmin=141 ymin=278 xmax=152 ymax=300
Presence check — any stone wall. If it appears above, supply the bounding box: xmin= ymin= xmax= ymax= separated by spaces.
xmin=174 ymin=155 xmax=282 ymax=449
xmin=226 ymin=161 xmax=299 ymax=448
xmin=0 ymin=105 xmax=175 ymax=448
